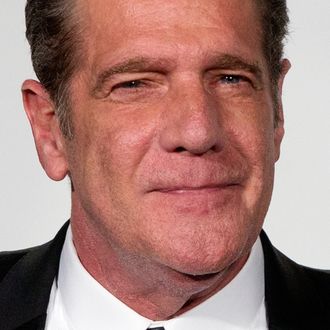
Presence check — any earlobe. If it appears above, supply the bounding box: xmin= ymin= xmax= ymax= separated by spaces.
xmin=22 ymin=80 xmax=69 ymax=181
xmin=274 ymin=59 xmax=291 ymax=161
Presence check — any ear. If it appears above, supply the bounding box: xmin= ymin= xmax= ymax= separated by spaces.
xmin=274 ymin=59 xmax=291 ymax=161
xmin=22 ymin=80 xmax=69 ymax=181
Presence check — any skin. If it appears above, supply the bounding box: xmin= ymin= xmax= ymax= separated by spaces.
xmin=22 ymin=0 xmax=290 ymax=320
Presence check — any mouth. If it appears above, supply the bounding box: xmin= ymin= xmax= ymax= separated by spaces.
xmin=146 ymin=182 xmax=242 ymax=215
xmin=154 ymin=183 xmax=238 ymax=194
xmin=151 ymin=183 xmax=240 ymax=194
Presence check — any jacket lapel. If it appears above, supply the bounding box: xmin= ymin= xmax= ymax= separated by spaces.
xmin=260 ymin=230 xmax=330 ymax=330
xmin=0 ymin=222 xmax=69 ymax=330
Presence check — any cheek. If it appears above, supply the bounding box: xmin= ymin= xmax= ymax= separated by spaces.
xmin=102 ymin=118 xmax=157 ymax=182
xmin=226 ymin=104 xmax=277 ymax=210
xmin=72 ymin=104 xmax=158 ymax=196
xmin=226 ymin=96 xmax=276 ymax=164
xmin=67 ymin=106 xmax=160 ymax=247
xmin=242 ymin=135 xmax=275 ymax=220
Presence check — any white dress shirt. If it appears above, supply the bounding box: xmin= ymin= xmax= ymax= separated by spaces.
xmin=46 ymin=227 xmax=267 ymax=330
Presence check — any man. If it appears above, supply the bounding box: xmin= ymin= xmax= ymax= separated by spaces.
xmin=0 ymin=0 xmax=329 ymax=329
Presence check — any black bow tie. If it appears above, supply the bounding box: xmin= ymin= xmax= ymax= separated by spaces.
xmin=148 ymin=327 xmax=165 ymax=330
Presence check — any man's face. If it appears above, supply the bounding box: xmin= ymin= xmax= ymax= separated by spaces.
xmin=66 ymin=0 xmax=285 ymax=275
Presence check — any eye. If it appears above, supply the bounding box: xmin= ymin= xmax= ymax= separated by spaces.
xmin=112 ymin=80 xmax=145 ymax=91
xmin=219 ymin=75 xmax=245 ymax=84
xmin=108 ymin=77 xmax=166 ymax=103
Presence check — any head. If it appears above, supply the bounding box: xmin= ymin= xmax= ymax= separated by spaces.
xmin=23 ymin=0 xmax=290 ymax=276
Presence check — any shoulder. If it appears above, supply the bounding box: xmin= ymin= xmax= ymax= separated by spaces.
xmin=0 ymin=248 xmax=29 ymax=282
xmin=0 ymin=221 xmax=69 ymax=329
xmin=261 ymin=230 xmax=330 ymax=329
xmin=261 ymin=230 xmax=330 ymax=289
xmin=0 ymin=221 xmax=69 ymax=286
xmin=0 ymin=243 xmax=47 ymax=281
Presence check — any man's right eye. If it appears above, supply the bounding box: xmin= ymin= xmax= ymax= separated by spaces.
xmin=108 ymin=78 xmax=166 ymax=103
xmin=112 ymin=80 xmax=144 ymax=90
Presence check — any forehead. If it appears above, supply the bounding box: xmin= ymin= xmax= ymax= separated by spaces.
xmin=79 ymin=0 xmax=261 ymax=35
xmin=77 ymin=0 xmax=264 ymax=71
xmin=80 ymin=0 xmax=258 ymax=23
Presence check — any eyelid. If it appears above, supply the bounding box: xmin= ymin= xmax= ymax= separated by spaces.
xmin=94 ymin=72 xmax=165 ymax=99
xmin=105 ymin=74 xmax=168 ymax=103
xmin=112 ymin=79 xmax=146 ymax=91
xmin=219 ymin=74 xmax=246 ymax=82
xmin=110 ymin=71 xmax=165 ymax=88
xmin=216 ymin=72 xmax=262 ymax=90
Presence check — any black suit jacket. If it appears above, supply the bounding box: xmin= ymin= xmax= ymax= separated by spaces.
xmin=0 ymin=222 xmax=329 ymax=330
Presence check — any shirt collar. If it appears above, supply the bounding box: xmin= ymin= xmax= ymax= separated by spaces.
xmin=58 ymin=227 xmax=265 ymax=330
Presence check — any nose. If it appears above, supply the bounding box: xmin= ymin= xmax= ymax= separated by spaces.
xmin=159 ymin=77 xmax=223 ymax=155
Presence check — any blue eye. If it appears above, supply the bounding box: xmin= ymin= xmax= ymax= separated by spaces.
xmin=220 ymin=75 xmax=242 ymax=84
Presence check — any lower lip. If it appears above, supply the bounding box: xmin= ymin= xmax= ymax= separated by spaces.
xmin=150 ymin=185 xmax=240 ymax=215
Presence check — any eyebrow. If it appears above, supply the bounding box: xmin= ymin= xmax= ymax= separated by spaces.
xmin=92 ymin=53 xmax=264 ymax=95
xmin=92 ymin=57 xmax=172 ymax=95
xmin=207 ymin=54 xmax=263 ymax=82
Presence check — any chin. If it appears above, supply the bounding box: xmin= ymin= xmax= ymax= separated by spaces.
xmin=157 ymin=232 xmax=253 ymax=277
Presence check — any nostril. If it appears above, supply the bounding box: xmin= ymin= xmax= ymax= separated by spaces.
xmin=174 ymin=146 xmax=186 ymax=153
xmin=174 ymin=144 xmax=218 ymax=155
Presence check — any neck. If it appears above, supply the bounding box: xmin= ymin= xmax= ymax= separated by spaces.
xmin=70 ymin=200 xmax=249 ymax=320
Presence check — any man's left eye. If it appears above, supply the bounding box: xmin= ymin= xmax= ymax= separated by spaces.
xmin=219 ymin=75 xmax=244 ymax=84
